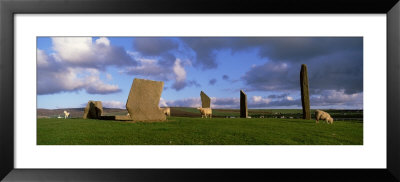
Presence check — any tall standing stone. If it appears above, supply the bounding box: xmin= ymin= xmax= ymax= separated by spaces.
xmin=300 ymin=64 xmax=311 ymax=120
xmin=200 ymin=91 xmax=211 ymax=108
xmin=126 ymin=78 xmax=166 ymax=122
xmin=240 ymin=90 xmax=248 ymax=118
xmin=83 ymin=101 xmax=103 ymax=119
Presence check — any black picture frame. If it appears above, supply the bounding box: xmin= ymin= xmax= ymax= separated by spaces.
xmin=1 ymin=0 xmax=399 ymax=181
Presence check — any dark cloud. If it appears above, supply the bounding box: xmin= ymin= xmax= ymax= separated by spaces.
xmin=131 ymin=37 xmax=363 ymax=99
xmin=181 ymin=37 xmax=362 ymax=71
xmin=133 ymin=38 xmax=178 ymax=56
xmin=158 ymin=53 xmax=176 ymax=67
xmin=123 ymin=60 xmax=171 ymax=81
xmin=172 ymin=80 xmax=201 ymax=91
xmin=254 ymin=37 xmax=362 ymax=62
xmin=242 ymin=61 xmax=297 ymax=91
xmin=242 ymin=50 xmax=363 ymax=95
xmin=92 ymin=46 xmax=137 ymax=69
xmin=212 ymin=97 xmax=240 ymax=108
xmin=188 ymin=80 xmax=201 ymax=87
xmin=209 ymin=78 xmax=217 ymax=85
xmin=180 ymin=37 xmax=232 ymax=69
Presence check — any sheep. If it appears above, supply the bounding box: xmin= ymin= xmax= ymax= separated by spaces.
xmin=161 ymin=107 xmax=171 ymax=117
xmin=64 ymin=110 xmax=70 ymax=119
xmin=197 ymin=107 xmax=212 ymax=118
xmin=315 ymin=110 xmax=334 ymax=124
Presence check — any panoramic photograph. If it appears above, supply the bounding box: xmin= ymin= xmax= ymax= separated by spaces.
xmin=37 ymin=37 xmax=363 ymax=145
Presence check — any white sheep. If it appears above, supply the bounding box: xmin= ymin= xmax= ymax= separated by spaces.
xmin=197 ymin=107 xmax=212 ymax=118
xmin=315 ymin=110 xmax=334 ymax=124
xmin=64 ymin=110 xmax=70 ymax=119
xmin=161 ymin=107 xmax=171 ymax=116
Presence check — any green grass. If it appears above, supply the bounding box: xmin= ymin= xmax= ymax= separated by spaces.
xmin=37 ymin=117 xmax=363 ymax=145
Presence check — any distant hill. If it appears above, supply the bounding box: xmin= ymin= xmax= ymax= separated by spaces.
xmin=37 ymin=107 xmax=363 ymax=121
xmin=37 ymin=107 xmax=201 ymax=118
xmin=37 ymin=108 xmax=128 ymax=118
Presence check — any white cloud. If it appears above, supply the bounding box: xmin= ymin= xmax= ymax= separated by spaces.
xmin=159 ymin=98 xmax=168 ymax=107
xmin=102 ymin=101 xmax=125 ymax=109
xmin=171 ymin=59 xmax=188 ymax=91
xmin=95 ymin=37 xmax=110 ymax=46
xmin=252 ymin=96 xmax=271 ymax=104
xmin=165 ymin=97 xmax=201 ymax=108
xmin=50 ymin=37 xmax=136 ymax=69
xmin=173 ymin=59 xmax=186 ymax=82
xmin=85 ymin=74 xmax=120 ymax=94
xmin=37 ymin=49 xmax=49 ymax=67
xmin=122 ymin=57 xmax=198 ymax=91
xmin=37 ymin=50 xmax=121 ymax=95
xmin=52 ymin=37 xmax=93 ymax=63
xmin=37 ymin=37 xmax=137 ymax=95
xmin=311 ymin=90 xmax=363 ymax=106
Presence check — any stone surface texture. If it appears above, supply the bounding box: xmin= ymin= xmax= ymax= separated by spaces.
xmin=200 ymin=91 xmax=211 ymax=108
xmin=83 ymin=101 xmax=103 ymax=119
xmin=240 ymin=90 xmax=248 ymax=118
xmin=126 ymin=78 xmax=166 ymax=122
xmin=300 ymin=64 xmax=311 ymax=120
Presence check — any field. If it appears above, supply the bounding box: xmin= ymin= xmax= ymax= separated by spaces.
xmin=37 ymin=111 xmax=363 ymax=145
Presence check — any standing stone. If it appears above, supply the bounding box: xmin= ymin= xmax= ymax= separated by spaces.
xmin=240 ymin=90 xmax=248 ymax=118
xmin=126 ymin=78 xmax=166 ymax=122
xmin=83 ymin=101 xmax=103 ymax=119
xmin=300 ymin=64 xmax=311 ymax=120
xmin=200 ymin=91 xmax=211 ymax=108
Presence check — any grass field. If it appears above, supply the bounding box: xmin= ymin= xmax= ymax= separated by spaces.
xmin=37 ymin=117 xmax=363 ymax=145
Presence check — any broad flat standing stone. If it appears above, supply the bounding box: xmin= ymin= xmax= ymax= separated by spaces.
xmin=240 ymin=90 xmax=248 ymax=118
xmin=200 ymin=91 xmax=211 ymax=108
xmin=300 ymin=64 xmax=311 ymax=120
xmin=126 ymin=78 xmax=166 ymax=122
xmin=83 ymin=101 xmax=103 ymax=119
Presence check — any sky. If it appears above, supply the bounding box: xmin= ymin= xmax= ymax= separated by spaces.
xmin=37 ymin=37 xmax=363 ymax=110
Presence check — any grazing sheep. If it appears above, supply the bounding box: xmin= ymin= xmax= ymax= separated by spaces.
xmin=197 ymin=107 xmax=212 ymax=118
xmin=315 ymin=110 xmax=334 ymax=124
xmin=64 ymin=110 xmax=70 ymax=119
xmin=161 ymin=107 xmax=171 ymax=116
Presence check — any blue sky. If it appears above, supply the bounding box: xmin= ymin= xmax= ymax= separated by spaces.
xmin=37 ymin=37 xmax=363 ymax=109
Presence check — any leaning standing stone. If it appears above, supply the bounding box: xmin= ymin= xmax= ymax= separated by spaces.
xmin=126 ymin=78 xmax=166 ymax=122
xmin=200 ymin=91 xmax=211 ymax=108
